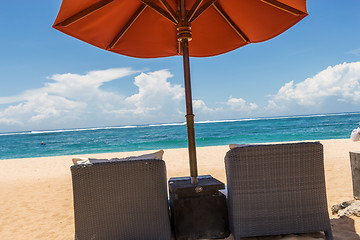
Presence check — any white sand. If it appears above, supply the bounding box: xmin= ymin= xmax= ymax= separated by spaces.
xmin=1 ymin=139 xmax=360 ymax=239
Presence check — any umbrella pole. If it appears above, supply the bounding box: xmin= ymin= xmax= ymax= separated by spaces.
xmin=182 ymin=39 xmax=198 ymax=184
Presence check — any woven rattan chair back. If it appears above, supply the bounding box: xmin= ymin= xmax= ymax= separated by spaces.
xmin=225 ymin=142 xmax=333 ymax=239
xmin=71 ymin=159 xmax=172 ymax=240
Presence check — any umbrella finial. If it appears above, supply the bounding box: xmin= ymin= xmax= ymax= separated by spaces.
xmin=177 ymin=0 xmax=192 ymax=43
xmin=177 ymin=23 xmax=192 ymax=42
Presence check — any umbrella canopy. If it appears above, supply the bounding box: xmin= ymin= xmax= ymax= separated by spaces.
xmin=53 ymin=0 xmax=307 ymax=58
xmin=53 ymin=0 xmax=308 ymax=183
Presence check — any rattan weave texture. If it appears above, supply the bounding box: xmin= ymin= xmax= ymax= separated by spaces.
xmin=225 ymin=142 xmax=333 ymax=239
xmin=71 ymin=159 xmax=171 ymax=240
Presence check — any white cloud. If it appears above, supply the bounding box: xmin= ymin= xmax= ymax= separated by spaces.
xmin=0 ymin=68 xmax=184 ymax=132
xmin=0 ymin=92 xmax=87 ymax=128
xmin=268 ymin=62 xmax=360 ymax=111
xmin=0 ymin=68 xmax=135 ymax=105
xmin=0 ymin=117 xmax=23 ymax=126
xmin=124 ymin=70 xmax=183 ymax=114
xmin=193 ymin=99 xmax=216 ymax=113
xmin=28 ymin=93 xmax=87 ymax=122
xmin=104 ymin=70 xmax=184 ymax=121
xmin=2 ymin=62 xmax=360 ymax=132
xmin=226 ymin=97 xmax=258 ymax=111
xmin=0 ymin=68 xmax=136 ymax=131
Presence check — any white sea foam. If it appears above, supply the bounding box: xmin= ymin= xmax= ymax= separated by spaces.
xmin=183 ymin=112 xmax=360 ymax=126
xmin=148 ymin=122 xmax=186 ymax=127
xmin=117 ymin=125 xmax=138 ymax=129
xmin=0 ymin=125 xmax=139 ymax=136
xmin=195 ymin=120 xmax=239 ymax=124
xmin=0 ymin=112 xmax=358 ymax=137
xmin=0 ymin=131 xmax=32 ymax=136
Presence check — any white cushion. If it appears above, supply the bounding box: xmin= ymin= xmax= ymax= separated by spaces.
xmin=351 ymin=128 xmax=360 ymax=141
xmin=72 ymin=150 xmax=164 ymax=165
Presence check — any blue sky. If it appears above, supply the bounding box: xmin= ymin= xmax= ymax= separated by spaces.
xmin=0 ymin=0 xmax=359 ymax=133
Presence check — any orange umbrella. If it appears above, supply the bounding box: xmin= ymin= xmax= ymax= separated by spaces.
xmin=53 ymin=0 xmax=308 ymax=184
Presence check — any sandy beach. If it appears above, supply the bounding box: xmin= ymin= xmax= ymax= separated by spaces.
xmin=1 ymin=139 xmax=360 ymax=239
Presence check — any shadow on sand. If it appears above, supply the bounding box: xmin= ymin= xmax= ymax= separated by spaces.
xmin=330 ymin=216 xmax=360 ymax=240
xmin=220 ymin=216 xmax=360 ymax=240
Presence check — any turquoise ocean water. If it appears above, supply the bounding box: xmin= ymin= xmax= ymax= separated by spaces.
xmin=0 ymin=112 xmax=359 ymax=160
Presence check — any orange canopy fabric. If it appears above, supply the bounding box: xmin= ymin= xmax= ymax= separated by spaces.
xmin=53 ymin=0 xmax=308 ymax=58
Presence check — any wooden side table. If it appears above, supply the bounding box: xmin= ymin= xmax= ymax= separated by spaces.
xmin=168 ymin=175 xmax=229 ymax=240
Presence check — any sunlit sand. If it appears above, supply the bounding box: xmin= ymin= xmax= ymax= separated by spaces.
xmin=1 ymin=139 xmax=360 ymax=239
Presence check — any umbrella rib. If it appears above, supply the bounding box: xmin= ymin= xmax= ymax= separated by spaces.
xmin=159 ymin=0 xmax=178 ymax=24
xmin=212 ymin=3 xmax=250 ymax=43
xmin=141 ymin=0 xmax=177 ymax=24
xmin=56 ymin=0 xmax=115 ymax=27
xmin=108 ymin=4 xmax=147 ymax=49
xmin=260 ymin=0 xmax=304 ymax=16
xmin=189 ymin=0 xmax=218 ymax=23
xmin=187 ymin=0 xmax=203 ymax=22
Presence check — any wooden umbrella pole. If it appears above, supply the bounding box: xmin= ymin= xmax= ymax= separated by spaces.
xmin=178 ymin=0 xmax=197 ymax=184
xmin=182 ymin=39 xmax=198 ymax=184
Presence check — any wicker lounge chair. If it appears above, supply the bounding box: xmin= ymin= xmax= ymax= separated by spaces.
xmin=225 ymin=142 xmax=333 ymax=240
xmin=71 ymin=158 xmax=172 ymax=240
